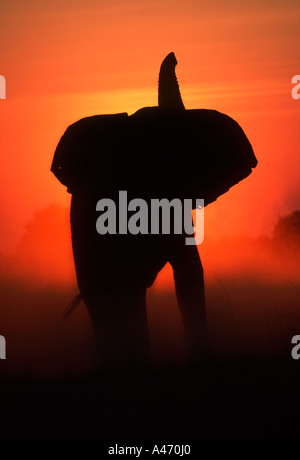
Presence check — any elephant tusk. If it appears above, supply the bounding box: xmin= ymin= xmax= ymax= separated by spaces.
xmin=64 ymin=293 xmax=82 ymax=318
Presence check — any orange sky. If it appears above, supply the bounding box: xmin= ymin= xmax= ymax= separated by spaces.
xmin=0 ymin=0 xmax=299 ymax=254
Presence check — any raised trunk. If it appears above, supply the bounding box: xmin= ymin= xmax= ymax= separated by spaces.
xmin=158 ymin=52 xmax=185 ymax=110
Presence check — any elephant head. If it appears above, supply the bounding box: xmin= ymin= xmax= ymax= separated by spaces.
xmin=51 ymin=52 xmax=257 ymax=205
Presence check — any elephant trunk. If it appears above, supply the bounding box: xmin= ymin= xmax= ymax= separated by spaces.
xmin=158 ymin=52 xmax=185 ymax=110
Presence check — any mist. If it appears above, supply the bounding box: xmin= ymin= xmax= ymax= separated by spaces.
xmin=1 ymin=204 xmax=300 ymax=377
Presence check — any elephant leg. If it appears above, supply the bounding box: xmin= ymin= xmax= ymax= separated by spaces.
xmin=71 ymin=194 xmax=151 ymax=370
xmin=83 ymin=286 xmax=150 ymax=371
xmin=168 ymin=237 xmax=209 ymax=363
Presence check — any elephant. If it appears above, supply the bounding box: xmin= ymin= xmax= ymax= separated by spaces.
xmin=51 ymin=52 xmax=257 ymax=369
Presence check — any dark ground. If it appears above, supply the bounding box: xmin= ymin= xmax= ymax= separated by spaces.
xmin=0 ymin=358 xmax=300 ymax=440
xmin=1 ymin=231 xmax=300 ymax=440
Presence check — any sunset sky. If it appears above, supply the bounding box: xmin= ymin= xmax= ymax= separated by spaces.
xmin=0 ymin=0 xmax=299 ymax=255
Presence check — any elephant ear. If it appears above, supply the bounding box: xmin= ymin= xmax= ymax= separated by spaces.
xmin=158 ymin=52 xmax=185 ymax=110
xmin=51 ymin=113 xmax=129 ymax=193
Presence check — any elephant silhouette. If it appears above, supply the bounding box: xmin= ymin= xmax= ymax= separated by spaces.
xmin=51 ymin=52 xmax=257 ymax=369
